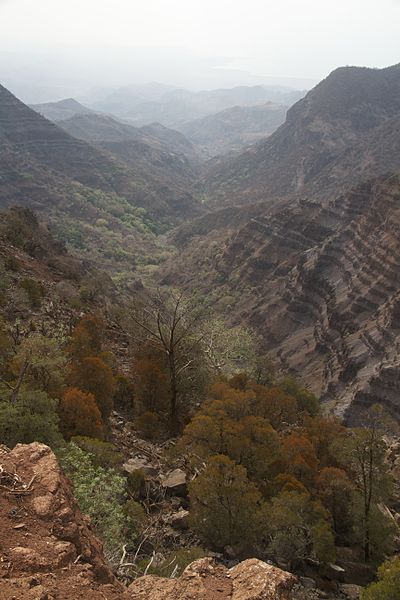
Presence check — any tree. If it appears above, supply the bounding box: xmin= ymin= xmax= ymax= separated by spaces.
xmin=303 ymin=416 xmax=346 ymax=467
xmin=130 ymin=290 xmax=205 ymax=430
xmin=335 ymin=406 xmax=393 ymax=561
xmin=60 ymin=388 xmax=104 ymax=440
xmin=69 ymin=356 xmax=115 ymax=419
xmin=11 ymin=333 xmax=66 ymax=397
xmin=67 ymin=315 xmax=104 ymax=361
xmin=361 ymin=557 xmax=400 ymax=600
xmin=133 ymin=345 xmax=169 ymax=415
xmin=280 ymin=377 xmax=319 ymax=416
xmin=265 ymin=490 xmax=335 ymax=568
xmin=316 ymin=467 xmax=353 ymax=537
xmin=189 ymin=454 xmax=263 ymax=551
xmin=0 ymin=384 xmax=61 ymax=447
xmin=251 ymin=385 xmax=298 ymax=430
xmin=201 ymin=318 xmax=257 ymax=375
xmin=181 ymin=393 xmax=281 ymax=485
xmin=282 ymin=433 xmax=319 ymax=489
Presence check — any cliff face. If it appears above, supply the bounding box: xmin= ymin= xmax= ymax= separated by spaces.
xmin=0 ymin=443 xmax=297 ymax=600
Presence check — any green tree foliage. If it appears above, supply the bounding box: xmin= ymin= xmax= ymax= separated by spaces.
xmin=335 ymin=406 xmax=393 ymax=561
xmin=12 ymin=333 xmax=66 ymax=397
xmin=0 ymin=384 xmax=62 ymax=447
xmin=189 ymin=454 xmax=264 ymax=551
xmin=265 ymin=491 xmax=335 ymax=568
xmin=316 ymin=467 xmax=353 ymax=537
xmin=201 ymin=318 xmax=257 ymax=375
xmin=182 ymin=386 xmax=281 ymax=486
xmin=361 ymin=557 xmax=400 ymax=600
xmin=280 ymin=377 xmax=319 ymax=416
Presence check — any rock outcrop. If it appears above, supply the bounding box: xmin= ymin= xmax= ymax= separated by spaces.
xmin=128 ymin=557 xmax=297 ymax=599
xmin=0 ymin=443 xmax=298 ymax=599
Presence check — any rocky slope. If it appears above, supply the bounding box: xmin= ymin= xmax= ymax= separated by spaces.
xmin=162 ymin=171 xmax=400 ymax=424
xmin=204 ymin=64 xmax=400 ymax=205
xmin=0 ymin=442 xmax=301 ymax=600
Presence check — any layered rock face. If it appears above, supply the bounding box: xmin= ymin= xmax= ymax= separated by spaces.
xmin=0 ymin=443 xmax=297 ymax=599
xmin=164 ymin=173 xmax=400 ymax=423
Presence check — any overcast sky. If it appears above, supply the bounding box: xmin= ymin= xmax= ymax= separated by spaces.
xmin=1 ymin=0 xmax=399 ymax=99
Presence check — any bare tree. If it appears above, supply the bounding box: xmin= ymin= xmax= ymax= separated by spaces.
xmin=130 ymin=290 xmax=204 ymax=430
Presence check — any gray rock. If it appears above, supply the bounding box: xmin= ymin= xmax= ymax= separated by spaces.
xmin=122 ymin=457 xmax=158 ymax=477
xmin=161 ymin=469 xmax=187 ymax=496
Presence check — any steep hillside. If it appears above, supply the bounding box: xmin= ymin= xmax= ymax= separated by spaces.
xmin=205 ymin=64 xmax=400 ymax=205
xmin=179 ymin=102 xmax=287 ymax=157
xmin=30 ymin=97 xmax=94 ymax=121
xmin=162 ymin=173 xmax=400 ymax=424
xmin=0 ymin=84 xmax=203 ymax=227
xmin=0 ymin=443 xmax=299 ymax=600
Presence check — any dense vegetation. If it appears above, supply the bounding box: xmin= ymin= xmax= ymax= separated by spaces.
xmin=0 ymin=208 xmax=398 ymax=593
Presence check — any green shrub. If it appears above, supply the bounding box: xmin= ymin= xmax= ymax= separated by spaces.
xmin=59 ymin=442 xmax=126 ymax=558
xmin=362 ymin=557 xmax=400 ymax=600
xmin=127 ymin=469 xmax=146 ymax=499
xmin=71 ymin=436 xmax=123 ymax=468
xmin=0 ymin=385 xmax=62 ymax=448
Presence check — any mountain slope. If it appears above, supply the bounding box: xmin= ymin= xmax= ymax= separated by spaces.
xmin=178 ymin=102 xmax=288 ymax=157
xmin=162 ymin=173 xmax=400 ymax=424
xmin=29 ymin=97 xmax=94 ymax=121
xmin=0 ymin=83 xmax=203 ymax=229
xmin=205 ymin=64 xmax=400 ymax=205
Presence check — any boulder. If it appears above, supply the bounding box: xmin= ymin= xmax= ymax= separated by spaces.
xmin=127 ymin=557 xmax=297 ymax=599
xmin=161 ymin=468 xmax=187 ymax=496
xmin=169 ymin=509 xmax=190 ymax=530
xmin=122 ymin=457 xmax=158 ymax=477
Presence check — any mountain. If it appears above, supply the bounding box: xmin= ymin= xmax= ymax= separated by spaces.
xmin=204 ymin=64 xmax=400 ymax=205
xmin=160 ymin=64 xmax=400 ymax=424
xmin=179 ymin=102 xmax=288 ymax=157
xmin=0 ymin=83 xmax=203 ymax=242
xmin=57 ymin=113 xmax=202 ymax=164
xmin=89 ymin=83 xmax=305 ymax=128
xmin=29 ymin=98 xmax=94 ymax=121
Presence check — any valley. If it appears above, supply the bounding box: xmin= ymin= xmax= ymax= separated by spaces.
xmin=2 ymin=60 xmax=400 ymax=600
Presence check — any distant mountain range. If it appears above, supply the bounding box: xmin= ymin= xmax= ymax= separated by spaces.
xmin=85 ymin=83 xmax=304 ymax=128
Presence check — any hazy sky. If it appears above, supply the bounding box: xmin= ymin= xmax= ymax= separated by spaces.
xmin=1 ymin=0 xmax=400 ymax=99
